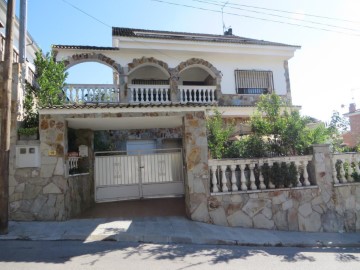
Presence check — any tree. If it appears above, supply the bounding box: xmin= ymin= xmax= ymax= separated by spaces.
xmin=206 ymin=109 xmax=234 ymax=159
xmin=29 ymin=50 xmax=68 ymax=107
xmin=246 ymin=93 xmax=329 ymax=156
xmin=21 ymin=50 xmax=68 ymax=133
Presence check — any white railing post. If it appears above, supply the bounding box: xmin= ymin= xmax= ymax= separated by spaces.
xmin=332 ymin=158 xmax=340 ymax=184
xmin=249 ymin=163 xmax=257 ymax=190
xmin=302 ymin=160 xmax=310 ymax=186
xmin=220 ymin=165 xmax=228 ymax=192
xmin=295 ymin=160 xmax=303 ymax=187
xmin=230 ymin=165 xmax=238 ymax=191
xmin=339 ymin=160 xmax=347 ymax=183
xmin=268 ymin=162 xmax=275 ymax=189
xmin=239 ymin=163 xmax=247 ymax=191
xmin=346 ymin=158 xmax=354 ymax=182
xmin=210 ymin=165 xmax=219 ymax=192
xmin=258 ymin=162 xmax=266 ymax=190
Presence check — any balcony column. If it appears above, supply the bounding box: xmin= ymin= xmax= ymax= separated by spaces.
xmin=119 ymin=67 xmax=128 ymax=102
xmin=169 ymin=68 xmax=180 ymax=102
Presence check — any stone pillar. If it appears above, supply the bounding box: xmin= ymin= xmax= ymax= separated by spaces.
xmin=119 ymin=67 xmax=127 ymax=102
xmin=169 ymin=68 xmax=180 ymax=102
xmin=183 ymin=111 xmax=211 ymax=223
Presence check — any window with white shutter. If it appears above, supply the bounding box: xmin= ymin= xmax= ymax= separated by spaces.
xmin=234 ymin=70 xmax=274 ymax=94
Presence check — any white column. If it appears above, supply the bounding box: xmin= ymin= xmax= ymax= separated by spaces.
xmin=210 ymin=165 xmax=219 ymax=192
xmin=258 ymin=162 xmax=266 ymax=190
xmin=268 ymin=162 xmax=275 ymax=189
xmin=220 ymin=165 xmax=228 ymax=192
xmin=230 ymin=165 xmax=238 ymax=191
xmin=339 ymin=160 xmax=347 ymax=183
xmin=332 ymin=158 xmax=339 ymax=184
xmin=249 ymin=163 xmax=257 ymax=190
xmin=239 ymin=164 xmax=247 ymax=191
xmin=302 ymin=160 xmax=311 ymax=186
xmin=295 ymin=160 xmax=303 ymax=186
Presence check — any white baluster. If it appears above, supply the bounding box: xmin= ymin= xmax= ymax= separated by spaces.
xmin=347 ymin=158 xmax=354 ymax=182
xmin=239 ymin=164 xmax=247 ymax=191
xmin=268 ymin=162 xmax=275 ymax=189
xmin=332 ymin=158 xmax=339 ymax=184
xmin=339 ymin=160 xmax=347 ymax=183
xmin=354 ymin=156 xmax=360 ymax=175
xmin=211 ymin=165 xmax=219 ymax=192
xmin=221 ymin=165 xmax=228 ymax=192
xmin=302 ymin=160 xmax=310 ymax=186
xmin=295 ymin=161 xmax=303 ymax=186
xmin=81 ymin=88 xmax=85 ymax=102
xmin=69 ymin=86 xmax=74 ymax=102
xmin=230 ymin=165 xmax=238 ymax=191
xmin=258 ymin=162 xmax=266 ymax=190
xmin=249 ymin=163 xmax=257 ymax=190
xmin=75 ymin=87 xmax=80 ymax=103
xmin=180 ymin=89 xmax=184 ymax=103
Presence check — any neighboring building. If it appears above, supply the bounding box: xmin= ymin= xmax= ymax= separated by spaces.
xmin=9 ymin=26 xmax=301 ymax=222
xmin=0 ymin=0 xmax=40 ymax=118
xmin=343 ymin=103 xmax=360 ymax=147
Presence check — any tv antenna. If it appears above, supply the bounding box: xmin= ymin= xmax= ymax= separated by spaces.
xmin=222 ymin=1 xmax=229 ymax=33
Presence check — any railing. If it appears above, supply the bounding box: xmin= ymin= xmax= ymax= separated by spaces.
xmin=63 ymin=84 xmax=120 ymax=103
xmin=179 ymin=85 xmax=216 ymax=103
xmin=332 ymin=153 xmax=360 ymax=184
xmin=209 ymin=155 xmax=313 ymax=193
xmin=128 ymin=84 xmax=171 ymax=104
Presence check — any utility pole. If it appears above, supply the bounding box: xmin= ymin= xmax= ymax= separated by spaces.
xmin=19 ymin=0 xmax=27 ymax=64
xmin=0 ymin=0 xmax=16 ymax=235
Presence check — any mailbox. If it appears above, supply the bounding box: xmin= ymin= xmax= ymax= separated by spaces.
xmin=16 ymin=145 xmax=41 ymax=168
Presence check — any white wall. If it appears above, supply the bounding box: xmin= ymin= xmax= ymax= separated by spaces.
xmin=55 ymin=41 xmax=296 ymax=96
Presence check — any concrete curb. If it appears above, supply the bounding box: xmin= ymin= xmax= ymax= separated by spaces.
xmin=1 ymin=217 xmax=360 ymax=248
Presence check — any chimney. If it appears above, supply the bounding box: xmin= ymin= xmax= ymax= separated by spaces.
xmin=349 ymin=103 xmax=356 ymax=113
xmin=224 ymin=27 xmax=232 ymax=36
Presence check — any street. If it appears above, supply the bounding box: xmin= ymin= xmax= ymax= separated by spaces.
xmin=0 ymin=241 xmax=359 ymax=269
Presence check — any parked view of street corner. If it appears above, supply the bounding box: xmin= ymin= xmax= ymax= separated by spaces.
xmin=0 ymin=0 xmax=360 ymax=269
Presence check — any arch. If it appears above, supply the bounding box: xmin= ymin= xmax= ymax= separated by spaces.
xmin=127 ymin=57 xmax=170 ymax=77
xmin=174 ymin=58 xmax=222 ymax=79
xmin=62 ymin=53 xmax=122 ymax=74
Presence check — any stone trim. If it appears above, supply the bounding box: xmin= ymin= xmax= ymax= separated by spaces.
xmin=63 ymin=53 xmax=122 ymax=74
xmin=174 ymin=58 xmax=221 ymax=78
xmin=127 ymin=56 xmax=170 ymax=76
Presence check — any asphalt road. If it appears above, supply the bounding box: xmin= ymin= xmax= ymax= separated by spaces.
xmin=0 ymin=241 xmax=359 ymax=270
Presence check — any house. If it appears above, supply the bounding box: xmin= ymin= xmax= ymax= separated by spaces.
xmin=343 ymin=103 xmax=360 ymax=148
xmin=9 ymin=26 xmax=301 ymax=222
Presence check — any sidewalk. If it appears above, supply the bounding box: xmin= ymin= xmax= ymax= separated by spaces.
xmin=1 ymin=216 xmax=360 ymax=247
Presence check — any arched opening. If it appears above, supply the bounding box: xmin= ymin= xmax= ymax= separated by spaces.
xmin=66 ymin=62 xmax=114 ymax=84
xmin=64 ymin=61 xmax=120 ymax=103
xmin=127 ymin=64 xmax=171 ymax=103
xmin=178 ymin=66 xmax=216 ymax=86
xmin=128 ymin=64 xmax=170 ymax=85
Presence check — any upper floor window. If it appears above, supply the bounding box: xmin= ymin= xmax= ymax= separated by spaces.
xmin=235 ymin=70 xmax=274 ymax=94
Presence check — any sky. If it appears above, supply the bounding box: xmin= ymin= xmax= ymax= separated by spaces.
xmin=15 ymin=0 xmax=360 ymax=122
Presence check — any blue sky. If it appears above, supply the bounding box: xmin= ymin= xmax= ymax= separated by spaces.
xmin=19 ymin=0 xmax=360 ymax=121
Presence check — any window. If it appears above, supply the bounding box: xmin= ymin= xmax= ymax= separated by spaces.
xmin=235 ymin=70 xmax=274 ymax=94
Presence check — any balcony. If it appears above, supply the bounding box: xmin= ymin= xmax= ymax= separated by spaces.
xmin=63 ymin=83 xmax=217 ymax=105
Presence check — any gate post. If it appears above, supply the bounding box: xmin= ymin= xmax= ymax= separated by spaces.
xmin=183 ymin=111 xmax=211 ymax=223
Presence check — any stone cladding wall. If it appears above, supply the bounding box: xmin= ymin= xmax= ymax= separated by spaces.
xmin=189 ymin=144 xmax=360 ymax=232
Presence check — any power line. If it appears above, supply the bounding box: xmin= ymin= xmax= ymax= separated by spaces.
xmin=60 ymin=0 xmax=183 ymax=62
xmin=61 ymin=0 xmax=111 ymax=28
xmin=151 ymin=0 xmax=360 ymax=37
xmin=191 ymin=0 xmax=360 ymax=33
xmin=205 ymin=0 xmax=360 ymax=24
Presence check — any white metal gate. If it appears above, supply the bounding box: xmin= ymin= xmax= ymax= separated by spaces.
xmin=94 ymin=149 xmax=184 ymax=202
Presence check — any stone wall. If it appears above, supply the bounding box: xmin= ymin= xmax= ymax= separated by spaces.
xmin=9 ymin=115 xmax=94 ymax=220
xmin=197 ymin=145 xmax=360 ymax=232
